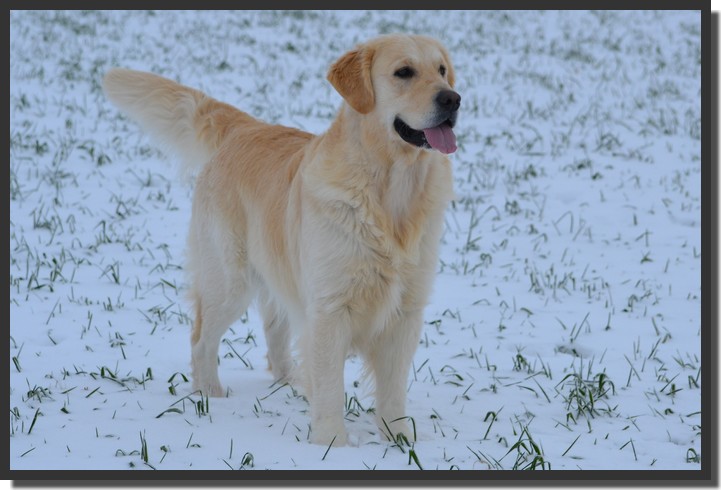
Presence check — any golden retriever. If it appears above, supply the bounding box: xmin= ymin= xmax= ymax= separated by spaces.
xmin=103 ymin=34 xmax=460 ymax=446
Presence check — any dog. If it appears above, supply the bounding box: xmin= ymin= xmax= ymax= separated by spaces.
xmin=103 ymin=33 xmax=460 ymax=446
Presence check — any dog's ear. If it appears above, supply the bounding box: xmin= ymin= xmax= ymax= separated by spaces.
xmin=327 ymin=46 xmax=375 ymax=114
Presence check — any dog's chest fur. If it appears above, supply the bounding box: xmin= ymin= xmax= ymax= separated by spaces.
xmin=300 ymin=151 xmax=453 ymax=343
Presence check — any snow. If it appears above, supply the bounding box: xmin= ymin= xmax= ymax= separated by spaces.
xmin=9 ymin=10 xmax=703 ymax=474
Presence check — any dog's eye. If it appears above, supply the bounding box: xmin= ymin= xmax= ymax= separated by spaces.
xmin=394 ymin=67 xmax=415 ymax=79
xmin=439 ymin=65 xmax=447 ymax=77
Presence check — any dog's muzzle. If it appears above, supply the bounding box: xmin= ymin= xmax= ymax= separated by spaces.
xmin=394 ymin=90 xmax=461 ymax=154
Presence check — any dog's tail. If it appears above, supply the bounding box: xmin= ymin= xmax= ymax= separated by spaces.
xmin=103 ymin=68 xmax=245 ymax=176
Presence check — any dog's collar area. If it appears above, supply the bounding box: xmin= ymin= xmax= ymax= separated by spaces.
xmin=394 ymin=117 xmax=431 ymax=149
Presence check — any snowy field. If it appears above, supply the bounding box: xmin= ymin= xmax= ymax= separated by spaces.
xmin=9 ymin=10 xmax=703 ymax=474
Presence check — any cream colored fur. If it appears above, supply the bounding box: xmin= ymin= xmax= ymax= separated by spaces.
xmin=103 ymin=34 xmax=458 ymax=446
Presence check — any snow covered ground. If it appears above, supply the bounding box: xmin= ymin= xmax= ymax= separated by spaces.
xmin=9 ymin=10 xmax=703 ymax=474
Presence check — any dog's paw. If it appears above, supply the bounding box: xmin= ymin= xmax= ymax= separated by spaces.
xmin=193 ymin=381 xmax=225 ymax=398
xmin=310 ymin=422 xmax=348 ymax=447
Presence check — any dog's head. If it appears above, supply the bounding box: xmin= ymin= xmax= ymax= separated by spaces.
xmin=327 ymin=34 xmax=460 ymax=155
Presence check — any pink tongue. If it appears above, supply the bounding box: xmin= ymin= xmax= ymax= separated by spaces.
xmin=423 ymin=124 xmax=457 ymax=154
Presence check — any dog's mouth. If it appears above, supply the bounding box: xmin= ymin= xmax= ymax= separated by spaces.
xmin=393 ymin=116 xmax=458 ymax=154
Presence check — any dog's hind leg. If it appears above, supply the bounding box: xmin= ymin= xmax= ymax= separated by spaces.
xmin=259 ymin=293 xmax=293 ymax=382
xmin=191 ymin=281 xmax=253 ymax=397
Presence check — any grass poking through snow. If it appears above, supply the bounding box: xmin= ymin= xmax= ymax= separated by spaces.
xmin=10 ymin=10 xmax=701 ymax=471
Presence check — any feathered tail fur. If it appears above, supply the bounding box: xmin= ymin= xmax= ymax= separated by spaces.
xmin=102 ymin=68 xmax=245 ymax=176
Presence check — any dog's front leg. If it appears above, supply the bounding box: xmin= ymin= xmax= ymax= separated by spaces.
xmin=307 ymin=308 xmax=351 ymax=447
xmin=368 ymin=309 xmax=424 ymax=442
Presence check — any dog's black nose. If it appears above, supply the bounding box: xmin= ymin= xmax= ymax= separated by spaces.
xmin=436 ymin=90 xmax=461 ymax=112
